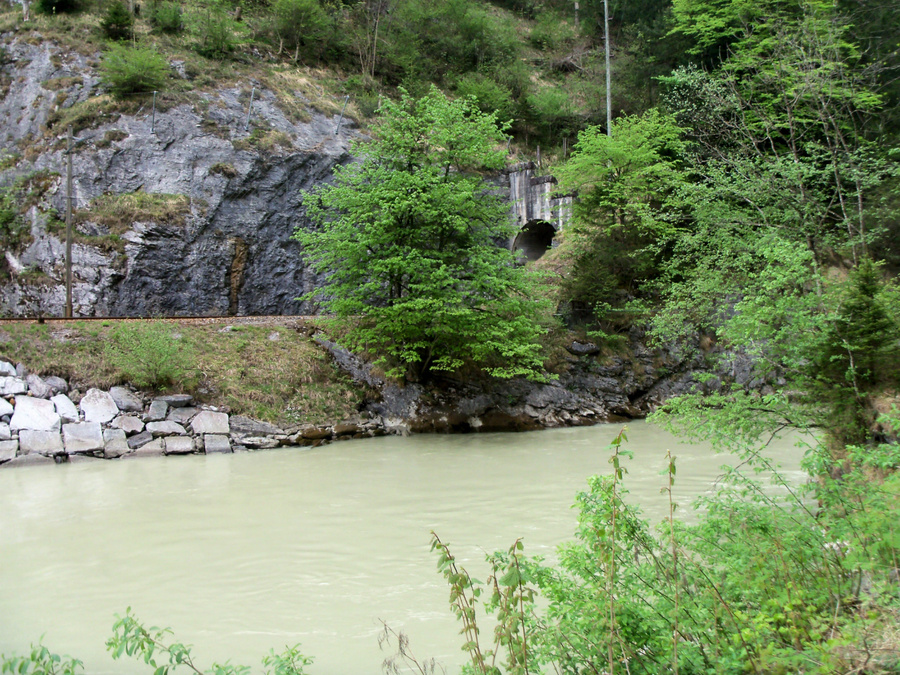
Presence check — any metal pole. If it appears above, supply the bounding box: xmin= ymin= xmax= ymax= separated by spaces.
xmin=334 ymin=95 xmax=349 ymax=135
xmin=245 ymin=86 xmax=255 ymax=131
xmin=65 ymin=125 xmax=73 ymax=319
xmin=151 ymin=90 xmax=157 ymax=133
xmin=604 ymin=0 xmax=612 ymax=137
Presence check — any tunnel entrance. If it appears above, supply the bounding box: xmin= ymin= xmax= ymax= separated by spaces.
xmin=512 ymin=220 xmax=556 ymax=261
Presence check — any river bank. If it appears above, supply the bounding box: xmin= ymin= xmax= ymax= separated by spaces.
xmin=0 ymin=316 xmax=769 ymax=467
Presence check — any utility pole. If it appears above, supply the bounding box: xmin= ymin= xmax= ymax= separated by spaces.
xmin=604 ymin=0 xmax=612 ymax=137
xmin=65 ymin=125 xmax=73 ymax=318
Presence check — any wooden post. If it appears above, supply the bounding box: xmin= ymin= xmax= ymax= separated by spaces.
xmin=65 ymin=126 xmax=73 ymax=318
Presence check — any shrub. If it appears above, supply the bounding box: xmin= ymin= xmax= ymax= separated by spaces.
xmin=104 ymin=321 xmax=195 ymax=389
xmin=100 ymin=44 xmax=169 ymax=98
xmin=147 ymin=0 xmax=183 ymax=34
xmin=100 ymin=0 xmax=133 ymax=40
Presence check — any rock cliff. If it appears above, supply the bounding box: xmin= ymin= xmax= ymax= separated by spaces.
xmin=0 ymin=35 xmax=355 ymax=317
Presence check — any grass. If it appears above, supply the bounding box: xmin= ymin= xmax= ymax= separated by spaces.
xmin=0 ymin=320 xmax=366 ymax=425
xmin=75 ymin=192 xmax=192 ymax=233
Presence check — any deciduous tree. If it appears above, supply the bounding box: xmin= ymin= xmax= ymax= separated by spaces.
xmin=295 ymin=87 xmax=553 ymax=382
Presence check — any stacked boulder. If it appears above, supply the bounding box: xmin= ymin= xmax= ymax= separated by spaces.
xmin=0 ymin=360 xmax=384 ymax=468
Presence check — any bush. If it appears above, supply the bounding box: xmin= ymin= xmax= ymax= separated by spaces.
xmin=147 ymin=0 xmax=183 ymax=34
xmin=100 ymin=1 xmax=133 ymax=41
xmin=100 ymin=44 xmax=169 ymax=98
xmin=453 ymin=72 xmax=515 ymax=122
xmin=104 ymin=321 xmax=195 ymax=389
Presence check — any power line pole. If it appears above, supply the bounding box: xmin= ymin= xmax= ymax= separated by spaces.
xmin=65 ymin=125 xmax=73 ymax=318
xmin=604 ymin=0 xmax=612 ymax=136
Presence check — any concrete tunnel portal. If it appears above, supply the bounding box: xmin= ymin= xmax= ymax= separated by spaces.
xmin=506 ymin=162 xmax=572 ymax=262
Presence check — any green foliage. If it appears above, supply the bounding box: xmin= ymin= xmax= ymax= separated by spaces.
xmin=104 ymin=321 xmax=195 ymax=389
xmin=552 ymin=110 xmax=688 ymax=323
xmin=100 ymin=44 xmax=169 ymax=97
xmin=452 ymin=72 xmax=515 ymax=122
xmin=189 ymin=1 xmax=243 ymax=59
xmin=296 ymin=86 xmax=553 ymax=382
xmin=107 ymin=608 xmax=312 ymax=675
xmin=268 ymin=0 xmax=332 ymax=61
xmin=438 ymin=431 xmax=900 ymax=674
xmin=148 ymin=1 xmax=184 ymax=35
xmin=100 ymin=1 xmax=133 ymax=41
xmin=431 ymin=533 xmax=537 ymax=675
xmin=1 ymin=643 xmax=83 ymax=675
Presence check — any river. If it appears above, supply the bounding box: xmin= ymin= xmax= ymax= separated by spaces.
xmin=0 ymin=421 xmax=809 ymax=674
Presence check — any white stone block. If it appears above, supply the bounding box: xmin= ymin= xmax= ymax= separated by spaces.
xmin=10 ymin=396 xmax=61 ymax=431
xmin=51 ymin=394 xmax=79 ymax=423
xmin=191 ymin=411 xmax=230 ymax=435
xmin=62 ymin=422 xmax=105 ymax=454
xmin=80 ymin=388 xmax=120 ymax=424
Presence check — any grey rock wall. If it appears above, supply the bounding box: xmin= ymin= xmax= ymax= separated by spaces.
xmin=0 ymin=36 xmax=356 ymax=317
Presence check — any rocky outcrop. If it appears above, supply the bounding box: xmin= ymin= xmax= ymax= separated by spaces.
xmin=0 ymin=358 xmax=385 ymax=468
xmin=317 ymin=328 xmax=768 ymax=434
xmin=0 ymin=36 xmax=356 ymax=317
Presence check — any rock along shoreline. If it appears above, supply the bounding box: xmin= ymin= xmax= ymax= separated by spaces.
xmin=0 ymin=359 xmax=384 ymax=469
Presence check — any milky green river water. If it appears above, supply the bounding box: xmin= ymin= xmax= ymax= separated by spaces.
xmin=0 ymin=421 xmax=809 ymax=674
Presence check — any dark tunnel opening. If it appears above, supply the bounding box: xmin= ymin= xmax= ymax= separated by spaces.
xmin=512 ymin=220 xmax=556 ymax=261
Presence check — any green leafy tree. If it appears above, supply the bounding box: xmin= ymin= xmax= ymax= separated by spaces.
xmin=295 ymin=87 xmax=553 ymax=382
xmin=551 ymin=109 xmax=689 ymax=324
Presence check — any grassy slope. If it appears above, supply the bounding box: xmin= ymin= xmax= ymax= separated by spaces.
xmin=0 ymin=319 xmax=365 ymax=425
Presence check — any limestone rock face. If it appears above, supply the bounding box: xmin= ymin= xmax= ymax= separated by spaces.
xmin=10 ymin=396 xmax=61 ymax=431
xmin=0 ymin=423 xmax=10 ymax=440
xmin=80 ymin=389 xmax=120 ymax=424
xmin=0 ymin=398 xmax=13 ymax=417
xmin=0 ymin=361 xmax=15 ymax=377
xmin=127 ymin=431 xmax=153 ymax=449
xmin=0 ymin=39 xmax=356 ymax=318
xmin=43 ymin=376 xmax=69 ymax=394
